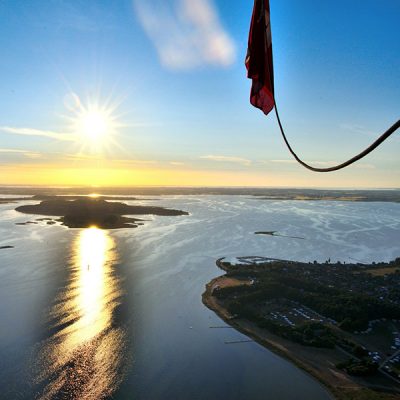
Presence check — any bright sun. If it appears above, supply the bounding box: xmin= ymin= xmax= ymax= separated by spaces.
xmin=64 ymin=93 xmax=122 ymax=154
xmin=78 ymin=110 xmax=109 ymax=140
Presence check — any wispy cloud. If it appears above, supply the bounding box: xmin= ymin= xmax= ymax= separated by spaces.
xmin=340 ymin=122 xmax=400 ymax=143
xmin=0 ymin=126 xmax=76 ymax=141
xmin=302 ymin=161 xmax=338 ymax=167
xmin=112 ymin=158 xmax=158 ymax=166
xmin=270 ymin=159 xmax=338 ymax=166
xmin=200 ymin=155 xmax=251 ymax=166
xmin=354 ymin=163 xmax=376 ymax=170
xmin=133 ymin=0 xmax=236 ymax=69
xmin=0 ymin=150 xmax=162 ymax=168
xmin=302 ymin=160 xmax=376 ymax=169
xmin=61 ymin=153 xmax=158 ymax=166
xmin=340 ymin=123 xmax=375 ymax=137
xmin=0 ymin=148 xmax=42 ymax=159
xmin=269 ymin=159 xmax=297 ymax=164
xmin=269 ymin=159 xmax=376 ymax=169
xmin=169 ymin=161 xmax=185 ymax=166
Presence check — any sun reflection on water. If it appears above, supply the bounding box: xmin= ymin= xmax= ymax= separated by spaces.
xmin=75 ymin=226 xmax=111 ymax=343
xmin=35 ymin=227 xmax=127 ymax=399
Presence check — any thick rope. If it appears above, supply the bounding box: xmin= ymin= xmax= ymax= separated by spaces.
xmin=274 ymin=103 xmax=400 ymax=172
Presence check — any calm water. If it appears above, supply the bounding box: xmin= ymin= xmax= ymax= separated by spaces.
xmin=1 ymin=195 xmax=399 ymax=399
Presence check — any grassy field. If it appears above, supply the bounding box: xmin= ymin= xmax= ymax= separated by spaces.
xmin=365 ymin=267 xmax=400 ymax=277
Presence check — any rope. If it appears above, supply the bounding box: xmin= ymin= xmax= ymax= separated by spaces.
xmin=274 ymin=103 xmax=400 ymax=172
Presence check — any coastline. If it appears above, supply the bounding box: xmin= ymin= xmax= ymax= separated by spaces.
xmin=202 ymin=275 xmax=400 ymax=400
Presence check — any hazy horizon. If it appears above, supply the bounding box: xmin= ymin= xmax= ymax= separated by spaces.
xmin=1 ymin=184 xmax=400 ymax=190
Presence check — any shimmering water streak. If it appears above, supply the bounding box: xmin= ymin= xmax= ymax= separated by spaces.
xmin=35 ymin=227 xmax=126 ymax=399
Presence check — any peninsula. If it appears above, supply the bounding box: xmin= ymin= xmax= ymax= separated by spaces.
xmin=15 ymin=197 xmax=188 ymax=229
xmin=203 ymin=256 xmax=400 ymax=400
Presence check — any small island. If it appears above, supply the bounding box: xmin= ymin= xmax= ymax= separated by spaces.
xmin=255 ymin=231 xmax=305 ymax=239
xmin=203 ymin=256 xmax=400 ymax=400
xmin=0 ymin=245 xmax=14 ymax=250
xmin=15 ymin=197 xmax=188 ymax=229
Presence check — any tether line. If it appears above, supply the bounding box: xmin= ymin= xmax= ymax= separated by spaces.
xmin=274 ymin=103 xmax=400 ymax=172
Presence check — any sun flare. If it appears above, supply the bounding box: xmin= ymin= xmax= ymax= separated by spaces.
xmin=64 ymin=93 xmax=123 ymax=154
xmin=73 ymin=105 xmax=116 ymax=150
xmin=78 ymin=110 xmax=109 ymax=140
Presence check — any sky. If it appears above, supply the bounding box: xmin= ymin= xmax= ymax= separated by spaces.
xmin=0 ymin=0 xmax=399 ymax=188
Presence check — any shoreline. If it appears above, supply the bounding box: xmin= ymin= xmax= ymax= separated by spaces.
xmin=202 ymin=277 xmax=337 ymax=399
xmin=202 ymin=275 xmax=400 ymax=400
xmin=1 ymin=188 xmax=399 ymax=203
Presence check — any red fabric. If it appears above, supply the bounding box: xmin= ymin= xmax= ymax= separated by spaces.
xmin=246 ymin=0 xmax=275 ymax=116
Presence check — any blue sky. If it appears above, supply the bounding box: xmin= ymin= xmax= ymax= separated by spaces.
xmin=0 ymin=0 xmax=399 ymax=187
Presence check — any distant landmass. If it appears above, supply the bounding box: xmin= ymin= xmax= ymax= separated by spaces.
xmin=0 ymin=197 xmax=32 ymax=204
xmin=252 ymin=189 xmax=400 ymax=202
xmin=15 ymin=198 xmax=188 ymax=229
xmin=0 ymin=187 xmax=399 ymax=202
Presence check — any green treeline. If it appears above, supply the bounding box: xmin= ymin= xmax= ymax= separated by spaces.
xmin=215 ymin=270 xmax=400 ymax=333
xmin=336 ymin=358 xmax=378 ymax=376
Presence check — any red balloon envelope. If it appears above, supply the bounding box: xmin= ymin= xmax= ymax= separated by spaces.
xmin=246 ymin=0 xmax=275 ymax=116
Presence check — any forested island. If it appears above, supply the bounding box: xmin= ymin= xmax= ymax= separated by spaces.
xmin=203 ymin=257 xmax=400 ymax=400
xmin=15 ymin=197 xmax=188 ymax=229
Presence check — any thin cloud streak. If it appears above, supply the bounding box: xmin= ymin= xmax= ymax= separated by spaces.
xmin=340 ymin=122 xmax=400 ymax=144
xmin=133 ymin=0 xmax=236 ymax=69
xmin=269 ymin=159 xmax=375 ymax=169
xmin=269 ymin=159 xmax=297 ymax=164
xmin=170 ymin=161 xmax=185 ymax=166
xmin=270 ymin=159 xmax=337 ymax=166
xmin=200 ymin=155 xmax=251 ymax=166
xmin=1 ymin=149 xmax=161 ymax=167
xmin=340 ymin=123 xmax=376 ymax=138
xmin=50 ymin=153 xmax=159 ymax=166
xmin=0 ymin=148 xmax=42 ymax=158
xmin=0 ymin=126 xmax=76 ymax=141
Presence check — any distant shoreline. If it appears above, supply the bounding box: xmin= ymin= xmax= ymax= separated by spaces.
xmin=0 ymin=187 xmax=399 ymax=203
